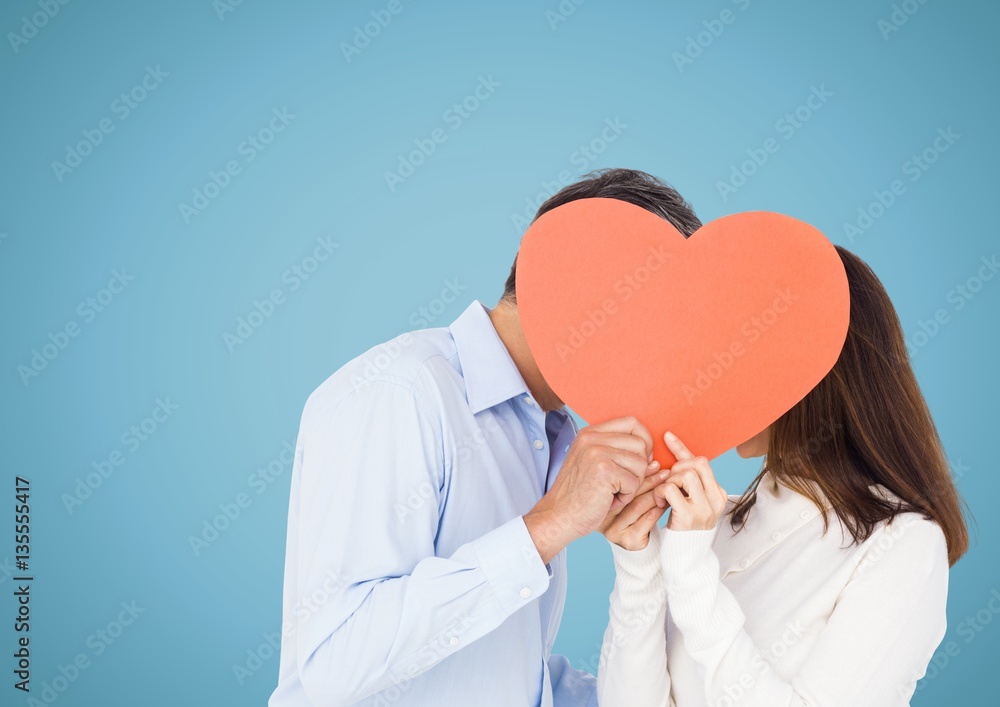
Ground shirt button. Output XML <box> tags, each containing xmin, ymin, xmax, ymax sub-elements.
<box><xmin>740</xmin><ymin>558</ymin><xmax>750</xmax><ymax>568</ymax></box>
<box><xmin>524</xmin><ymin>395</ymin><xmax>536</xmax><ymax>406</ymax></box>
<box><xmin>449</xmin><ymin>636</ymin><xmax>459</xmax><ymax>646</ymax></box>
<box><xmin>800</xmin><ymin>510</ymin><xmax>811</xmax><ymax>519</ymax></box>
<box><xmin>771</xmin><ymin>532</ymin><xmax>782</xmax><ymax>542</ymax></box>
<box><xmin>532</xmin><ymin>439</ymin><xmax>544</xmax><ymax>450</ymax></box>
<box><xmin>519</xmin><ymin>587</ymin><xmax>532</xmax><ymax>599</ymax></box>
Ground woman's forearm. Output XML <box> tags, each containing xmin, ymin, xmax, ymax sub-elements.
<box><xmin>597</xmin><ymin>529</ymin><xmax>673</xmax><ymax>707</ymax></box>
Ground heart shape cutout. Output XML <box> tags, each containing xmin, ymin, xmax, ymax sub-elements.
<box><xmin>516</xmin><ymin>198</ymin><xmax>850</xmax><ymax>465</ymax></box>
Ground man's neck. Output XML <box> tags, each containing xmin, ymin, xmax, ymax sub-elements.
<box><xmin>488</xmin><ymin>300</ymin><xmax>564</xmax><ymax>413</ymax></box>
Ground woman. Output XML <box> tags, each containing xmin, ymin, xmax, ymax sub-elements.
<box><xmin>597</xmin><ymin>246</ymin><xmax>969</xmax><ymax>707</ymax></box>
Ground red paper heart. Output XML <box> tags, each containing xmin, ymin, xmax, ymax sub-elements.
<box><xmin>516</xmin><ymin>198</ymin><xmax>850</xmax><ymax>465</ymax></box>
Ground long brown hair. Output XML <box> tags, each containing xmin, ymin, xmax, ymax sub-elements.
<box><xmin>730</xmin><ymin>246</ymin><xmax>970</xmax><ymax>566</ymax></box>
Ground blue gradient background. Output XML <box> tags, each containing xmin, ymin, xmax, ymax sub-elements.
<box><xmin>1</xmin><ymin>0</ymin><xmax>997</xmax><ymax>705</ymax></box>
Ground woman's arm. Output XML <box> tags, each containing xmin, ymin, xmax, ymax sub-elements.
<box><xmin>656</xmin><ymin>431</ymin><xmax>949</xmax><ymax>707</ymax></box>
<box><xmin>597</xmin><ymin>527</ymin><xmax>673</xmax><ymax>707</ymax></box>
<box><xmin>660</xmin><ymin>516</ymin><xmax>949</xmax><ymax>706</ymax></box>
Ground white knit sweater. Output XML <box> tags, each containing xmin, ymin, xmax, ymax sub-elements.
<box><xmin>597</xmin><ymin>472</ymin><xmax>949</xmax><ymax>707</ymax></box>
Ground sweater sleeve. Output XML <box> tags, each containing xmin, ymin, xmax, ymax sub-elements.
<box><xmin>597</xmin><ymin>528</ymin><xmax>674</xmax><ymax>707</ymax></box>
<box><xmin>660</xmin><ymin>515</ymin><xmax>950</xmax><ymax>707</ymax></box>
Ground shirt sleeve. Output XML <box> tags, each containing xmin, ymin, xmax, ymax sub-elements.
<box><xmin>291</xmin><ymin>379</ymin><xmax>551</xmax><ymax>706</ymax></box>
<box><xmin>659</xmin><ymin>515</ymin><xmax>950</xmax><ymax>707</ymax></box>
<box><xmin>597</xmin><ymin>529</ymin><xmax>674</xmax><ymax>707</ymax></box>
<box><xmin>548</xmin><ymin>654</ymin><xmax>598</xmax><ymax>707</ymax></box>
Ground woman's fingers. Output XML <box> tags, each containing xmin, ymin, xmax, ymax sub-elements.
<box><xmin>672</xmin><ymin>469</ymin><xmax>709</xmax><ymax>509</ymax></box>
<box><xmin>661</xmin><ymin>481</ymin><xmax>687</xmax><ymax>514</ymax></box>
<box><xmin>661</xmin><ymin>455</ymin><xmax>728</xmax><ymax>531</ymax></box>
<box><xmin>685</xmin><ymin>456</ymin><xmax>727</xmax><ymax>513</ymax></box>
<box><xmin>604</xmin><ymin>489</ymin><xmax>667</xmax><ymax>550</ymax></box>
<box><xmin>616</xmin><ymin>489</ymin><xmax>661</xmax><ymax>527</ymax></box>
<box><xmin>713</xmin><ymin>481</ymin><xmax>728</xmax><ymax>514</ymax></box>
<box><xmin>636</xmin><ymin>505</ymin><xmax>665</xmax><ymax>536</ymax></box>
<box><xmin>663</xmin><ymin>433</ymin><xmax>728</xmax><ymax>516</ymax></box>
<box><xmin>664</xmin><ymin>430</ymin><xmax>695</xmax><ymax>461</ymax></box>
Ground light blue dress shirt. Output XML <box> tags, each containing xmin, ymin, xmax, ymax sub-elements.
<box><xmin>269</xmin><ymin>300</ymin><xmax>598</xmax><ymax>707</ymax></box>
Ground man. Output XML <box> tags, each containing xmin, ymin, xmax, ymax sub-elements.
<box><xmin>269</xmin><ymin>168</ymin><xmax>702</xmax><ymax>706</ymax></box>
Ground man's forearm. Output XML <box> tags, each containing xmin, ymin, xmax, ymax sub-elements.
<box><xmin>296</xmin><ymin>516</ymin><xmax>551</xmax><ymax>703</ymax></box>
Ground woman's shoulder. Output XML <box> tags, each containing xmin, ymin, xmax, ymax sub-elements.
<box><xmin>848</xmin><ymin>504</ymin><xmax>949</xmax><ymax>580</ymax></box>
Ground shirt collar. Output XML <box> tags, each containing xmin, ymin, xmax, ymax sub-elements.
<box><xmin>714</xmin><ymin>471</ymin><xmax>828</xmax><ymax>578</ymax></box>
<box><xmin>449</xmin><ymin>300</ymin><xmax>531</xmax><ymax>414</ymax></box>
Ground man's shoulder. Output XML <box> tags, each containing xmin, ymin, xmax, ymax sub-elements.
<box><xmin>304</xmin><ymin>326</ymin><xmax>460</xmax><ymax>417</ymax></box>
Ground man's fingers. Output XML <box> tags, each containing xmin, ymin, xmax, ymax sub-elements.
<box><xmin>590</xmin><ymin>432</ymin><xmax>649</xmax><ymax>459</ymax></box>
<box><xmin>608</xmin><ymin>448</ymin><xmax>653</xmax><ymax>482</ymax></box>
<box><xmin>592</xmin><ymin>417</ymin><xmax>654</xmax><ymax>460</ymax></box>
<box><xmin>664</xmin><ymin>430</ymin><xmax>695</xmax><ymax>462</ymax></box>
<box><xmin>609</xmin><ymin>466</ymin><xmax>643</xmax><ymax>506</ymax></box>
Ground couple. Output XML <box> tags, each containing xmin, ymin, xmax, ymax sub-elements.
<box><xmin>268</xmin><ymin>169</ymin><xmax>968</xmax><ymax>707</ymax></box>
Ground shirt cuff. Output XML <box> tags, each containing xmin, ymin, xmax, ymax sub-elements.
<box><xmin>660</xmin><ymin>525</ymin><xmax>744</xmax><ymax>652</ymax></box>
<box><xmin>660</xmin><ymin>526</ymin><xmax>718</xmax><ymax>580</ymax></box>
<box><xmin>470</xmin><ymin>515</ymin><xmax>552</xmax><ymax>616</ymax></box>
<box><xmin>609</xmin><ymin>526</ymin><xmax>664</xmax><ymax>588</ymax></box>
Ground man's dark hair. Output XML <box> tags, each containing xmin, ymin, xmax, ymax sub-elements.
<box><xmin>501</xmin><ymin>168</ymin><xmax>701</xmax><ymax>302</ymax></box>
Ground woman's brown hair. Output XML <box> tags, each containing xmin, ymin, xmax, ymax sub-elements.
<box><xmin>729</xmin><ymin>246</ymin><xmax>970</xmax><ymax>566</ymax></box>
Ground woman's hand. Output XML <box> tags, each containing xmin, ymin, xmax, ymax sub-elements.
<box><xmin>657</xmin><ymin>431</ymin><xmax>728</xmax><ymax>531</ymax></box>
<box><xmin>600</xmin><ymin>471</ymin><xmax>668</xmax><ymax>550</ymax></box>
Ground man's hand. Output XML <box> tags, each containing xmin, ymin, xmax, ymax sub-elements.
<box><xmin>523</xmin><ymin>416</ymin><xmax>659</xmax><ymax>564</ymax></box>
